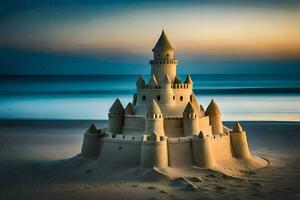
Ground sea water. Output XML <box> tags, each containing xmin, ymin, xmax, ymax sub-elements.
<box><xmin>0</xmin><ymin>74</ymin><xmax>299</xmax><ymax>121</ymax></box>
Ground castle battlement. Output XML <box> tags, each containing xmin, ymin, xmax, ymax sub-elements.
<box><xmin>81</xmin><ymin>30</ymin><xmax>261</xmax><ymax>170</ymax></box>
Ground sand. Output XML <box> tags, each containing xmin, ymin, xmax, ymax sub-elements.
<box><xmin>0</xmin><ymin>120</ymin><xmax>299</xmax><ymax>200</ymax></box>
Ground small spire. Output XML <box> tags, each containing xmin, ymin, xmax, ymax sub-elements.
<box><xmin>198</xmin><ymin>131</ymin><xmax>205</xmax><ymax>138</ymax></box>
<box><xmin>148</xmin><ymin>75</ymin><xmax>158</xmax><ymax>85</ymax></box>
<box><xmin>87</xmin><ymin>123</ymin><xmax>98</xmax><ymax>133</ymax></box>
<box><xmin>147</xmin><ymin>99</ymin><xmax>161</xmax><ymax>114</ymax></box>
<box><xmin>162</xmin><ymin>74</ymin><xmax>171</xmax><ymax>84</ymax></box>
<box><xmin>205</xmin><ymin>99</ymin><xmax>221</xmax><ymax>116</ymax></box>
<box><xmin>184</xmin><ymin>75</ymin><xmax>193</xmax><ymax>84</ymax></box>
<box><xmin>136</xmin><ymin>75</ymin><xmax>145</xmax><ymax>88</ymax></box>
<box><xmin>174</xmin><ymin>75</ymin><xmax>181</xmax><ymax>84</ymax></box>
<box><xmin>184</xmin><ymin>101</ymin><xmax>196</xmax><ymax>113</ymax></box>
<box><xmin>124</xmin><ymin>103</ymin><xmax>134</xmax><ymax>115</ymax></box>
<box><xmin>109</xmin><ymin>98</ymin><xmax>124</xmax><ymax>114</ymax></box>
<box><xmin>233</xmin><ymin>122</ymin><xmax>243</xmax><ymax>132</ymax></box>
<box><xmin>152</xmin><ymin>30</ymin><xmax>174</xmax><ymax>52</ymax></box>
<box><xmin>148</xmin><ymin>131</ymin><xmax>159</xmax><ymax>141</ymax></box>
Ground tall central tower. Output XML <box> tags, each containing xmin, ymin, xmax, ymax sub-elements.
<box><xmin>150</xmin><ymin>30</ymin><xmax>178</xmax><ymax>83</ymax></box>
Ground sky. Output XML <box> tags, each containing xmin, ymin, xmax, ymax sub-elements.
<box><xmin>0</xmin><ymin>0</ymin><xmax>300</xmax><ymax>74</ymax></box>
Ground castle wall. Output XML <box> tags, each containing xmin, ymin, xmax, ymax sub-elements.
<box><xmin>210</xmin><ymin>134</ymin><xmax>233</xmax><ymax>161</ymax></box>
<box><xmin>164</xmin><ymin>117</ymin><xmax>184</xmax><ymax>138</ymax></box>
<box><xmin>134</xmin><ymin>87</ymin><xmax>193</xmax><ymax>116</ymax></box>
<box><xmin>167</xmin><ymin>137</ymin><xmax>194</xmax><ymax>168</ymax></box>
<box><xmin>98</xmin><ymin>137</ymin><xmax>142</xmax><ymax>167</ymax></box>
<box><xmin>122</xmin><ymin>115</ymin><xmax>145</xmax><ymax>135</ymax></box>
<box><xmin>198</xmin><ymin>116</ymin><xmax>212</xmax><ymax>135</ymax></box>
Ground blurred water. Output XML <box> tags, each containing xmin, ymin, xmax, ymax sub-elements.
<box><xmin>0</xmin><ymin>74</ymin><xmax>299</xmax><ymax>121</ymax></box>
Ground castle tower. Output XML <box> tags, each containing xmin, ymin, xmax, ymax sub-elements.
<box><xmin>183</xmin><ymin>102</ymin><xmax>199</xmax><ymax>136</ymax></box>
<box><xmin>230</xmin><ymin>122</ymin><xmax>251</xmax><ymax>159</ymax></box>
<box><xmin>140</xmin><ymin>131</ymin><xmax>168</xmax><ymax>168</ymax></box>
<box><xmin>145</xmin><ymin>99</ymin><xmax>165</xmax><ymax>136</ymax></box>
<box><xmin>108</xmin><ymin>98</ymin><xmax>124</xmax><ymax>134</ymax></box>
<box><xmin>150</xmin><ymin>30</ymin><xmax>178</xmax><ymax>83</ymax></box>
<box><xmin>192</xmin><ymin>131</ymin><xmax>215</xmax><ymax>168</ymax></box>
<box><xmin>81</xmin><ymin>123</ymin><xmax>103</xmax><ymax>157</ymax></box>
<box><xmin>205</xmin><ymin>99</ymin><xmax>223</xmax><ymax>135</ymax></box>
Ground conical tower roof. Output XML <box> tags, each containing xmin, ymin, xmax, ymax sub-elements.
<box><xmin>184</xmin><ymin>75</ymin><xmax>193</xmax><ymax>84</ymax></box>
<box><xmin>87</xmin><ymin>123</ymin><xmax>98</xmax><ymax>133</ymax></box>
<box><xmin>200</xmin><ymin>104</ymin><xmax>205</xmax><ymax>112</ymax></box>
<box><xmin>205</xmin><ymin>99</ymin><xmax>221</xmax><ymax>116</ymax></box>
<box><xmin>147</xmin><ymin>99</ymin><xmax>161</xmax><ymax>114</ymax></box>
<box><xmin>148</xmin><ymin>75</ymin><xmax>158</xmax><ymax>85</ymax></box>
<box><xmin>184</xmin><ymin>101</ymin><xmax>196</xmax><ymax>113</ymax></box>
<box><xmin>233</xmin><ymin>122</ymin><xmax>243</xmax><ymax>132</ymax></box>
<box><xmin>191</xmin><ymin>93</ymin><xmax>201</xmax><ymax>113</ymax></box>
<box><xmin>162</xmin><ymin>74</ymin><xmax>171</xmax><ymax>84</ymax></box>
<box><xmin>174</xmin><ymin>75</ymin><xmax>181</xmax><ymax>84</ymax></box>
<box><xmin>124</xmin><ymin>103</ymin><xmax>134</xmax><ymax>115</ymax></box>
<box><xmin>136</xmin><ymin>75</ymin><xmax>145</xmax><ymax>87</ymax></box>
<box><xmin>109</xmin><ymin>98</ymin><xmax>124</xmax><ymax>114</ymax></box>
<box><xmin>152</xmin><ymin>30</ymin><xmax>174</xmax><ymax>52</ymax></box>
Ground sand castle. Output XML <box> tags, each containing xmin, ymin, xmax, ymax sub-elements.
<box><xmin>81</xmin><ymin>31</ymin><xmax>266</xmax><ymax>170</ymax></box>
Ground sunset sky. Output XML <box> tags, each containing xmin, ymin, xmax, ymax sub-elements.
<box><xmin>0</xmin><ymin>0</ymin><xmax>299</xmax><ymax>74</ymax></box>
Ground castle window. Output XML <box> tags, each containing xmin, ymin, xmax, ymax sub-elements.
<box><xmin>167</xmin><ymin>54</ymin><xmax>169</xmax><ymax>57</ymax></box>
<box><xmin>157</xmin><ymin>95</ymin><xmax>160</xmax><ymax>101</ymax></box>
<box><xmin>173</xmin><ymin>96</ymin><xmax>175</xmax><ymax>100</ymax></box>
<box><xmin>118</xmin><ymin>146</ymin><xmax>122</xmax><ymax>150</ymax></box>
<box><xmin>180</xmin><ymin>96</ymin><xmax>183</xmax><ymax>101</ymax></box>
<box><xmin>190</xmin><ymin>95</ymin><xmax>193</xmax><ymax>102</ymax></box>
<box><xmin>142</xmin><ymin>95</ymin><xmax>146</xmax><ymax>101</ymax></box>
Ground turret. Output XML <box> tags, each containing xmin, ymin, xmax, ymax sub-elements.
<box><xmin>108</xmin><ymin>98</ymin><xmax>124</xmax><ymax>134</ymax></box>
<box><xmin>81</xmin><ymin>123</ymin><xmax>104</xmax><ymax>158</ymax></box>
<box><xmin>230</xmin><ymin>122</ymin><xmax>251</xmax><ymax>159</ymax></box>
<box><xmin>150</xmin><ymin>30</ymin><xmax>178</xmax><ymax>82</ymax></box>
<box><xmin>192</xmin><ymin>131</ymin><xmax>215</xmax><ymax>167</ymax></box>
<box><xmin>140</xmin><ymin>131</ymin><xmax>168</xmax><ymax>168</ymax></box>
<box><xmin>183</xmin><ymin>102</ymin><xmax>199</xmax><ymax>136</ymax></box>
<box><xmin>160</xmin><ymin>74</ymin><xmax>174</xmax><ymax>104</ymax></box>
<box><xmin>136</xmin><ymin>75</ymin><xmax>145</xmax><ymax>89</ymax></box>
<box><xmin>145</xmin><ymin>99</ymin><xmax>165</xmax><ymax>136</ymax></box>
<box><xmin>205</xmin><ymin>99</ymin><xmax>223</xmax><ymax>135</ymax></box>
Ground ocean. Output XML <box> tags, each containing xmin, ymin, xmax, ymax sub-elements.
<box><xmin>0</xmin><ymin>74</ymin><xmax>299</xmax><ymax>121</ymax></box>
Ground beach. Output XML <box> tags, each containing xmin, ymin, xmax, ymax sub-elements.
<box><xmin>0</xmin><ymin>120</ymin><xmax>299</xmax><ymax>200</ymax></box>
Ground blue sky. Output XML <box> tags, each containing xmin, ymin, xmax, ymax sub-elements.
<box><xmin>0</xmin><ymin>0</ymin><xmax>299</xmax><ymax>74</ymax></box>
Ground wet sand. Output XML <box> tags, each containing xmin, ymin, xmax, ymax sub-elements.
<box><xmin>0</xmin><ymin>120</ymin><xmax>299</xmax><ymax>200</ymax></box>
